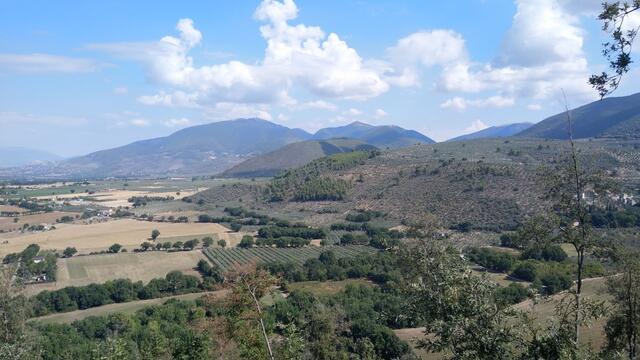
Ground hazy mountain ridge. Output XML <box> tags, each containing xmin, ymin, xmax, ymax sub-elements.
<box><xmin>0</xmin><ymin>147</ymin><xmax>62</xmax><ymax>168</ymax></box>
<box><xmin>313</xmin><ymin>121</ymin><xmax>435</xmax><ymax>148</ymax></box>
<box><xmin>447</xmin><ymin>123</ymin><xmax>533</xmax><ymax>142</ymax></box>
<box><xmin>0</xmin><ymin>119</ymin><xmax>430</xmax><ymax>180</ymax></box>
<box><xmin>516</xmin><ymin>92</ymin><xmax>640</xmax><ymax>139</ymax></box>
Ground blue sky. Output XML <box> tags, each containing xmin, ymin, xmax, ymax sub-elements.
<box><xmin>1</xmin><ymin>0</ymin><xmax>639</xmax><ymax>157</ymax></box>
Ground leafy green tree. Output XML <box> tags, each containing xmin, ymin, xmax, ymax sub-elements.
<box><xmin>239</xmin><ymin>235</ymin><xmax>254</xmax><ymax>248</ymax></box>
<box><xmin>172</xmin><ymin>241</ymin><xmax>184</xmax><ymax>250</ymax></box>
<box><xmin>183</xmin><ymin>239</ymin><xmax>199</xmax><ymax>250</ymax></box>
<box><xmin>399</xmin><ymin>242</ymin><xmax>518</xmax><ymax>359</ymax></box>
<box><xmin>62</xmin><ymin>247</ymin><xmax>77</xmax><ymax>258</ymax></box>
<box><xmin>151</xmin><ymin>229</ymin><xmax>160</xmax><ymax>240</ymax></box>
<box><xmin>161</xmin><ymin>241</ymin><xmax>172</xmax><ymax>250</ymax></box>
<box><xmin>604</xmin><ymin>249</ymin><xmax>640</xmax><ymax>359</ymax></box>
<box><xmin>108</xmin><ymin>244</ymin><xmax>122</xmax><ymax>253</ymax></box>
<box><xmin>217</xmin><ymin>239</ymin><xmax>226</xmax><ymax>248</ymax></box>
<box><xmin>226</xmin><ymin>264</ymin><xmax>277</xmax><ymax>360</ymax></box>
<box><xmin>0</xmin><ymin>268</ymin><xmax>37</xmax><ymax>359</ymax></box>
<box><xmin>590</xmin><ymin>1</ymin><xmax>640</xmax><ymax>97</ymax></box>
<box><xmin>202</xmin><ymin>237</ymin><xmax>214</xmax><ymax>247</ymax></box>
<box><xmin>140</xmin><ymin>242</ymin><xmax>153</xmax><ymax>251</ymax></box>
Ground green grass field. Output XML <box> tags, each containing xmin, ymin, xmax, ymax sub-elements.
<box><xmin>287</xmin><ymin>279</ymin><xmax>374</xmax><ymax>297</ymax></box>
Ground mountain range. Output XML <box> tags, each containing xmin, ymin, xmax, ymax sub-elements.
<box><xmin>2</xmin><ymin>92</ymin><xmax>640</xmax><ymax>180</ymax></box>
<box><xmin>0</xmin><ymin>119</ymin><xmax>432</xmax><ymax>179</ymax></box>
<box><xmin>447</xmin><ymin>123</ymin><xmax>533</xmax><ymax>142</ymax></box>
<box><xmin>0</xmin><ymin>147</ymin><xmax>62</xmax><ymax>168</ymax></box>
<box><xmin>516</xmin><ymin>92</ymin><xmax>640</xmax><ymax>139</ymax></box>
<box><xmin>312</xmin><ymin>121</ymin><xmax>434</xmax><ymax>148</ymax></box>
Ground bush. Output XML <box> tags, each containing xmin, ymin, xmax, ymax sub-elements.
<box><xmin>108</xmin><ymin>244</ymin><xmax>122</xmax><ymax>253</ymax></box>
<box><xmin>202</xmin><ymin>237</ymin><xmax>214</xmax><ymax>247</ymax></box>
<box><xmin>511</xmin><ymin>261</ymin><xmax>537</xmax><ymax>282</ymax></box>
<box><xmin>494</xmin><ymin>283</ymin><xmax>529</xmax><ymax>306</ymax></box>
<box><xmin>340</xmin><ymin>233</ymin><xmax>370</xmax><ymax>245</ymax></box>
<box><xmin>538</xmin><ymin>272</ymin><xmax>572</xmax><ymax>295</ymax></box>
<box><xmin>467</xmin><ymin>247</ymin><xmax>517</xmax><ymax>272</ymax></box>
<box><xmin>62</xmin><ymin>247</ymin><xmax>77</xmax><ymax>258</ymax></box>
<box><xmin>521</xmin><ymin>244</ymin><xmax>567</xmax><ymax>262</ymax></box>
<box><xmin>239</xmin><ymin>235</ymin><xmax>254</xmax><ymax>248</ymax></box>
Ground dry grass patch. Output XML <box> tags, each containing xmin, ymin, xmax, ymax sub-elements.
<box><xmin>287</xmin><ymin>279</ymin><xmax>373</xmax><ymax>297</ymax></box>
<box><xmin>35</xmin><ymin>188</ymin><xmax>206</xmax><ymax>208</ymax></box>
<box><xmin>0</xmin><ymin>211</ymin><xmax>77</xmax><ymax>232</ymax></box>
<box><xmin>0</xmin><ymin>205</ymin><xmax>26</xmax><ymax>213</ymax></box>
<box><xmin>515</xmin><ymin>276</ymin><xmax>611</xmax><ymax>349</ymax></box>
<box><xmin>25</xmin><ymin>250</ymin><xmax>208</xmax><ymax>295</ymax></box>
<box><xmin>0</xmin><ymin>218</ymin><xmax>232</xmax><ymax>257</ymax></box>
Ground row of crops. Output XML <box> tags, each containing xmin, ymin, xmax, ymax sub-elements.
<box><xmin>202</xmin><ymin>245</ymin><xmax>378</xmax><ymax>271</ymax></box>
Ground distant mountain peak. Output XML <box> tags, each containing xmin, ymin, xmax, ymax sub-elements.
<box><xmin>313</xmin><ymin>122</ymin><xmax>433</xmax><ymax>148</ymax></box>
<box><xmin>1</xmin><ymin>117</ymin><xmax>434</xmax><ymax>179</ymax></box>
<box><xmin>447</xmin><ymin>122</ymin><xmax>533</xmax><ymax>142</ymax></box>
<box><xmin>516</xmin><ymin>92</ymin><xmax>640</xmax><ymax>139</ymax></box>
<box><xmin>348</xmin><ymin>121</ymin><xmax>374</xmax><ymax>127</ymax></box>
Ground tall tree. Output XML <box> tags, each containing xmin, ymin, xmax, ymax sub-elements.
<box><xmin>590</xmin><ymin>1</ymin><xmax>640</xmax><ymax>98</ymax></box>
<box><xmin>605</xmin><ymin>249</ymin><xmax>640</xmax><ymax>360</ymax></box>
<box><xmin>399</xmin><ymin>242</ymin><xmax>518</xmax><ymax>359</ymax></box>
<box><xmin>225</xmin><ymin>263</ymin><xmax>277</xmax><ymax>360</ymax></box>
<box><xmin>541</xmin><ymin>95</ymin><xmax>612</xmax><ymax>349</ymax></box>
<box><xmin>0</xmin><ymin>267</ymin><xmax>38</xmax><ymax>359</ymax></box>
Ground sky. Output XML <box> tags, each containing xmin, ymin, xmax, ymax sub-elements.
<box><xmin>1</xmin><ymin>0</ymin><xmax>639</xmax><ymax>157</ymax></box>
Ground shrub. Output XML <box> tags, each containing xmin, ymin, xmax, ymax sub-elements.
<box><xmin>521</xmin><ymin>244</ymin><xmax>567</xmax><ymax>262</ymax></box>
<box><xmin>239</xmin><ymin>235</ymin><xmax>254</xmax><ymax>248</ymax></box>
<box><xmin>494</xmin><ymin>283</ymin><xmax>529</xmax><ymax>306</ymax></box>
<box><xmin>538</xmin><ymin>272</ymin><xmax>572</xmax><ymax>295</ymax></box>
<box><xmin>511</xmin><ymin>261</ymin><xmax>537</xmax><ymax>282</ymax></box>
<box><xmin>467</xmin><ymin>247</ymin><xmax>517</xmax><ymax>272</ymax></box>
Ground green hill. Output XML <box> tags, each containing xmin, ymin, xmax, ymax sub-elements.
<box><xmin>517</xmin><ymin>92</ymin><xmax>640</xmax><ymax>139</ymax></box>
<box><xmin>223</xmin><ymin>138</ymin><xmax>377</xmax><ymax>178</ymax></box>
<box><xmin>192</xmin><ymin>137</ymin><xmax>640</xmax><ymax>231</ymax></box>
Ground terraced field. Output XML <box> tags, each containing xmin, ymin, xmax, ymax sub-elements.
<box><xmin>203</xmin><ymin>245</ymin><xmax>377</xmax><ymax>270</ymax></box>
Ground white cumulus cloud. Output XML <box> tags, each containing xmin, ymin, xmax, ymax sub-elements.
<box><xmin>374</xmin><ymin>108</ymin><xmax>388</xmax><ymax>118</ymax></box>
<box><xmin>464</xmin><ymin>119</ymin><xmax>489</xmax><ymax>133</ymax></box>
<box><xmin>90</xmin><ymin>0</ymin><xmax>393</xmax><ymax>117</ymax></box>
<box><xmin>441</xmin><ymin>95</ymin><xmax>515</xmax><ymax>111</ymax></box>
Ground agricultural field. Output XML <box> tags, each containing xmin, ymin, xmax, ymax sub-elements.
<box><xmin>203</xmin><ymin>245</ymin><xmax>378</xmax><ymax>271</ymax></box>
<box><xmin>0</xmin><ymin>211</ymin><xmax>78</xmax><ymax>232</ymax></box>
<box><xmin>0</xmin><ymin>218</ymin><xmax>235</xmax><ymax>257</ymax></box>
<box><xmin>0</xmin><ymin>204</ymin><xmax>25</xmax><ymax>213</ymax></box>
<box><xmin>25</xmin><ymin>250</ymin><xmax>208</xmax><ymax>295</ymax></box>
